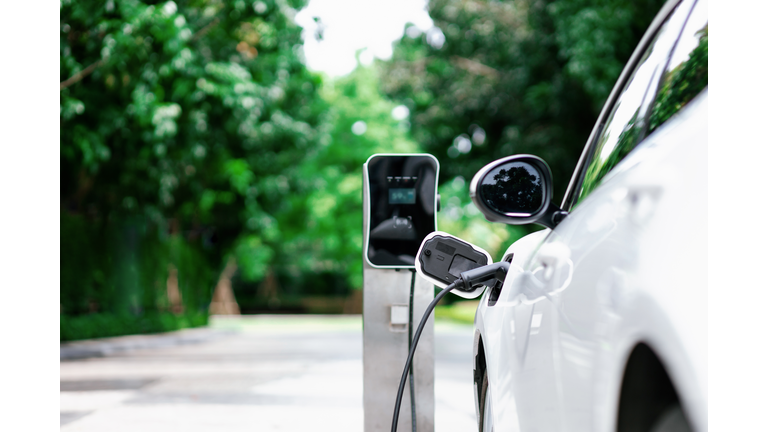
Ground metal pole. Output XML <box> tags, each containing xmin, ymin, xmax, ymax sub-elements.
<box><xmin>362</xmin><ymin>166</ymin><xmax>435</xmax><ymax>432</ymax></box>
<box><xmin>362</xmin><ymin>263</ymin><xmax>435</xmax><ymax>432</ymax></box>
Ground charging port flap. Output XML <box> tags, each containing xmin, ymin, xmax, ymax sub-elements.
<box><xmin>414</xmin><ymin>231</ymin><xmax>493</xmax><ymax>299</ymax></box>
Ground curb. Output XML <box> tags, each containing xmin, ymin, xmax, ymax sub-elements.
<box><xmin>60</xmin><ymin>327</ymin><xmax>236</xmax><ymax>361</ymax></box>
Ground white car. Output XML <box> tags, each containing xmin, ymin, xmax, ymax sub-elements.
<box><xmin>468</xmin><ymin>0</ymin><xmax>708</xmax><ymax>431</ymax></box>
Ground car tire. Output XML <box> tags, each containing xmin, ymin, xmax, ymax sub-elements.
<box><xmin>478</xmin><ymin>370</ymin><xmax>493</xmax><ymax>432</ymax></box>
<box><xmin>649</xmin><ymin>404</ymin><xmax>692</xmax><ymax>432</ymax></box>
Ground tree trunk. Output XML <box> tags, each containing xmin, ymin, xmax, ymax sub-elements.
<box><xmin>208</xmin><ymin>257</ymin><xmax>240</xmax><ymax>315</ymax></box>
<box><xmin>166</xmin><ymin>264</ymin><xmax>184</xmax><ymax>315</ymax></box>
<box><xmin>257</xmin><ymin>266</ymin><xmax>280</xmax><ymax>309</ymax></box>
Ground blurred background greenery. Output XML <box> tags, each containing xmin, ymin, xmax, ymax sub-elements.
<box><xmin>60</xmin><ymin>0</ymin><xmax>662</xmax><ymax>340</ymax></box>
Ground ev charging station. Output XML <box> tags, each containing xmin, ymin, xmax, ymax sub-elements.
<box><xmin>362</xmin><ymin>154</ymin><xmax>439</xmax><ymax>432</ymax></box>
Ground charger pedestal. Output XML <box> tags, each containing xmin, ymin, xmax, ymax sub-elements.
<box><xmin>362</xmin><ymin>264</ymin><xmax>435</xmax><ymax>432</ymax></box>
<box><xmin>361</xmin><ymin>153</ymin><xmax>438</xmax><ymax>432</ymax></box>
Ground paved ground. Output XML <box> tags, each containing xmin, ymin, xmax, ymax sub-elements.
<box><xmin>60</xmin><ymin>315</ymin><xmax>477</xmax><ymax>431</ymax></box>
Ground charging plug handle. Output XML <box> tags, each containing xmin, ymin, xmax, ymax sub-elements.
<box><xmin>456</xmin><ymin>261</ymin><xmax>510</xmax><ymax>292</ymax></box>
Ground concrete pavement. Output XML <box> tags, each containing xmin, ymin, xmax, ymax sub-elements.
<box><xmin>60</xmin><ymin>327</ymin><xmax>237</xmax><ymax>360</ymax></box>
<box><xmin>60</xmin><ymin>315</ymin><xmax>477</xmax><ymax>431</ymax></box>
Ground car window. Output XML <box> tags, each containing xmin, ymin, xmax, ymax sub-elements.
<box><xmin>648</xmin><ymin>0</ymin><xmax>708</xmax><ymax>133</ymax></box>
<box><xmin>575</xmin><ymin>0</ymin><xmax>699</xmax><ymax>204</ymax></box>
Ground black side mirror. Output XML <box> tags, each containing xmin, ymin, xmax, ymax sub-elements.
<box><xmin>469</xmin><ymin>155</ymin><xmax>567</xmax><ymax>229</ymax></box>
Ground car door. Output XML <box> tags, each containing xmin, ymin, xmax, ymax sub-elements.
<box><xmin>509</xmin><ymin>0</ymin><xmax>707</xmax><ymax>430</ymax></box>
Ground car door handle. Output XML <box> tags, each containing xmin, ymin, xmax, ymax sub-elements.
<box><xmin>616</xmin><ymin>170</ymin><xmax>666</xmax><ymax>225</ymax></box>
<box><xmin>537</xmin><ymin>242</ymin><xmax>571</xmax><ymax>283</ymax></box>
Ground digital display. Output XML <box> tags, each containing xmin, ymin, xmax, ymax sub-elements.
<box><xmin>389</xmin><ymin>188</ymin><xmax>416</xmax><ymax>204</ymax></box>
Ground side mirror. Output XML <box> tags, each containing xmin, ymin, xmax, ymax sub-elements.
<box><xmin>469</xmin><ymin>155</ymin><xmax>567</xmax><ymax>229</ymax></box>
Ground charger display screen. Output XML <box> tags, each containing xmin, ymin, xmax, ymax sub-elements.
<box><xmin>389</xmin><ymin>188</ymin><xmax>416</xmax><ymax>204</ymax></box>
<box><xmin>366</xmin><ymin>155</ymin><xmax>438</xmax><ymax>267</ymax></box>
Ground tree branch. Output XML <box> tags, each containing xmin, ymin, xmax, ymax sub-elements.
<box><xmin>60</xmin><ymin>17</ymin><xmax>219</xmax><ymax>91</ymax></box>
<box><xmin>191</xmin><ymin>17</ymin><xmax>220</xmax><ymax>42</ymax></box>
<box><xmin>60</xmin><ymin>59</ymin><xmax>104</xmax><ymax>90</ymax></box>
<box><xmin>450</xmin><ymin>56</ymin><xmax>500</xmax><ymax>78</ymax></box>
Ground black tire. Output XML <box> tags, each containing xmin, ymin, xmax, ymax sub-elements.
<box><xmin>649</xmin><ymin>404</ymin><xmax>692</xmax><ymax>432</ymax></box>
<box><xmin>478</xmin><ymin>370</ymin><xmax>493</xmax><ymax>432</ymax></box>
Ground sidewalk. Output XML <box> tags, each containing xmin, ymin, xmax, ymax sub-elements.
<box><xmin>60</xmin><ymin>314</ymin><xmax>473</xmax><ymax>358</ymax></box>
<box><xmin>60</xmin><ymin>325</ymin><xmax>237</xmax><ymax>360</ymax></box>
<box><xmin>60</xmin><ymin>314</ymin><xmax>477</xmax><ymax>431</ymax></box>
<box><xmin>60</xmin><ymin>314</ymin><xmax>365</xmax><ymax>360</ymax></box>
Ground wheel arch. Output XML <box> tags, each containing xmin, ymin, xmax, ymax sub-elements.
<box><xmin>473</xmin><ymin>334</ymin><xmax>487</xmax><ymax>424</ymax></box>
<box><xmin>616</xmin><ymin>342</ymin><xmax>693</xmax><ymax>432</ymax></box>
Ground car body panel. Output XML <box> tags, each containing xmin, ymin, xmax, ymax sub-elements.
<box><xmin>472</xmin><ymin>0</ymin><xmax>707</xmax><ymax>427</ymax></box>
<box><xmin>475</xmin><ymin>230</ymin><xmax>551</xmax><ymax>432</ymax></box>
<box><xmin>474</xmin><ymin>90</ymin><xmax>707</xmax><ymax>431</ymax></box>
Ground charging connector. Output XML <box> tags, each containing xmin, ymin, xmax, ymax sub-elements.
<box><xmin>414</xmin><ymin>231</ymin><xmax>494</xmax><ymax>299</ymax></box>
<box><xmin>455</xmin><ymin>262</ymin><xmax>510</xmax><ymax>293</ymax></box>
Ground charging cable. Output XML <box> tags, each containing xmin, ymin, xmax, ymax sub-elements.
<box><xmin>408</xmin><ymin>270</ymin><xmax>417</xmax><ymax>432</ymax></box>
<box><xmin>391</xmin><ymin>262</ymin><xmax>511</xmax><ymax>432</ymax></box>
<box><xmin>391</xmin><ymin>281</ymin><xmax>456</xmax><ymax>432</ymax></box>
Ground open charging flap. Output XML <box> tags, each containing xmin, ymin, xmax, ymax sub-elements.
<box><xmin>414</xmin><ymin>231</ymin><xmax>493</xmax><ymax>299</ymax></box>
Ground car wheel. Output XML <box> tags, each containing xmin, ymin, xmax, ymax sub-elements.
<box><xmin>478</xmin><ymin>370</ymin><xmax>493</xmax><ymax>432</ymax></box>
<box><xmin>649</xmin><ymin>404</ymin><xmax>692</xmax><ymax>432</ymax></box>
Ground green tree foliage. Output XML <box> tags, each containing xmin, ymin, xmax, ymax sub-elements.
<box><xmin>381</xmin><ymin>0</ymin><xmax>664</xmax><ymax>208</ymax></box>
<box><xmin>60</xmin><ymin>0</ymin><xmax>328</xmax><ymax>317</ymax></box>
<box><xmin>548</xmin><ymin>0</ymin><xmax>664</xmax><ymax>111</ymax></box>
<box><xmin>212</xmin><ymin>64</ymin><xmax>425</xmax><ymax>310</ymax></box>
<box><xmin>60</xmin><ymin>311</ymin><xmax>208</xmax><ymax>342</ymax></box>
<box><xmin>279</xmin><ymin>64</ymin><xmax>420</xmax><ymax>291</ymax></box>
<box><xmin>60</xmin><ymin>0</ymin><xmax>671</xmax><ymax>329</ymax></box>
<box><xmin>60</xmin><ymin>211</ymin><xmax>214</xmax><ymax>315</ymax></box>
<box><xmin>60</xmin><ymin>0</ymin><xmax>427</xmax><ymax>322</ymax></box>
